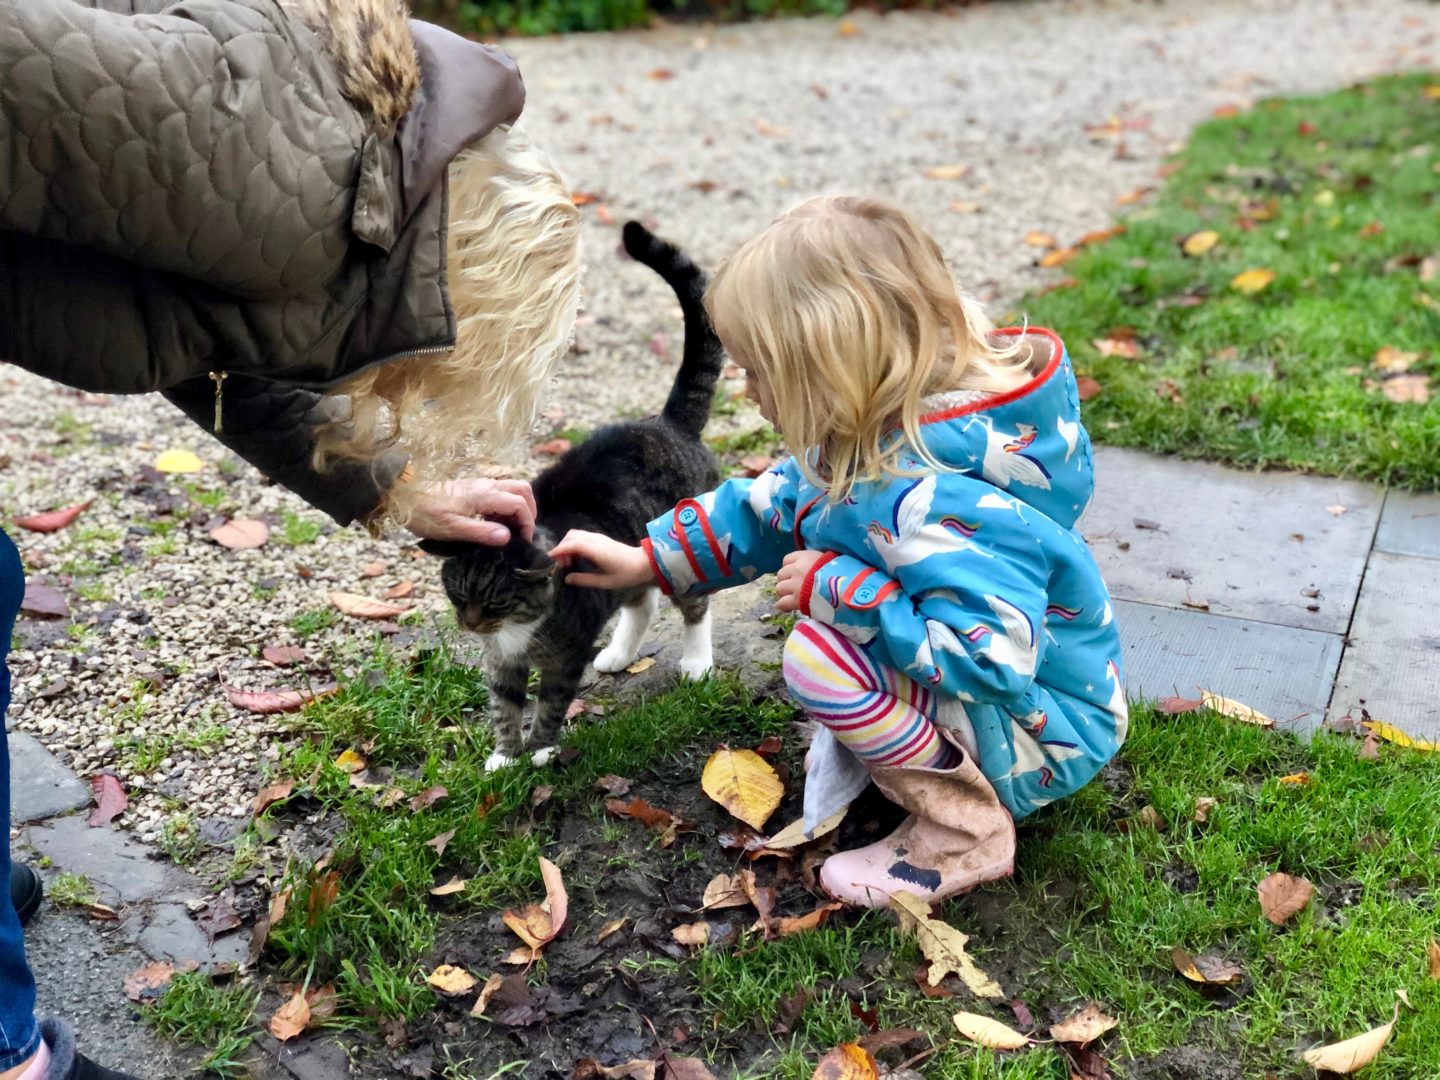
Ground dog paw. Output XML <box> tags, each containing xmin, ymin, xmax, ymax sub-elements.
<box><xmin>678</xmin><ymin>655</ymin><xmax>714</xmax><ymax>681</ymax></box>
<box><xmin>530</xmin><ymin>745</ymin><xmax>557</xmax><ymax>768</ymax></box>
<box><xmin>484</xmin><ymin>750</ymin><xmax>518</xmax><ymax>773</ymax></box>
<box><xmin>592</xmin><ymin>645</ymin><xmax>637</xmax><ymax>674</ymax></box>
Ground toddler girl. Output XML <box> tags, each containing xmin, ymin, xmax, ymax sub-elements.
<box><xmin>552</xmin><ymin>197</ymin><xmax>1127</xmax><ymax>907</ymax></box>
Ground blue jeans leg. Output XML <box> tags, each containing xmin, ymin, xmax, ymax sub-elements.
<box><xmin>0</xmin><ymin>528</ymin><xmax>41</xmax><ymax>1067</ymax></box>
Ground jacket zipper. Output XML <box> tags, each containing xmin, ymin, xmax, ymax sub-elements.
<box><xmin>209</xmin><ymin>371</ymin><xmax>229</xmax><ymax>433</ymax></box>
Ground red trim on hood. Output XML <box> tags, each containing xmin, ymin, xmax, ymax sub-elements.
<box><xmin>919</xmin><ymin>327</ymin><xmax>1065</xmax><ymax>425</ymax></box>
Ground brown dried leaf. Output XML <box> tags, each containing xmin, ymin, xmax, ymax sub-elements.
<box><xmin>424</xmin><ymin>828</ymin><xmax>456</xmax><ymax>857</ymax></box>
<box><xmin>625</xmin><ymin>655</ymin><xmax>657</xmax><ymax>674</ymax></box>
<box><xmin>1428</xmin><ymin>939</ymin><xmax>1440</xmax><ymax>980</ymax></box>
<box><xmin>595</xmin><ymin>918</ymin><xmax>627</xmax><ymax>944</ymax></box>
<box><xmin>1050</xmin><ymin>1003</ymin><xmax>1118</xmax><ymax>1046</ymax></box>
<box><xmin>1373</xmin><ymin>346</ymin><xmax>1422</xmax><ymax>374</ymax></box>
<box><xmin>775</xmin><ymin>903</ymin><xmax>844</xmax><ymax>936</ymax></box>
<box><xmin>765</xmin><ymin>807</ymin><xmax>846</xmax><ymax>849</ymax></box>
<box><xmin>1193</xmin><ymin>797</ymin><xmax>1219</xmax><ymax>823</ymax></box>
<box><xmin>672</xmin><ymin>921</ymin><xmax>711</xmax><ymax>946</ymax></box>
<box><xmin>14</xmin><ymin>501</ymin><xmax>93</xmax><ymax>533</ymax></box>
<box><xmin>596</xmin><ymin>774</ymin><xmax>633</xmax><ymax>796</ymax></box>
<box><xmin>1170</xmin><ymin>947</ymin><xmax>1245</xmax><ymax>987</ymax></box>
<box><xmin>269</xmin><ymin>990</ymin><xmax>312</xmax><ymax>1041</ymax></box>
<box><xmin>429</xmin><ymin>876</ymin><xmax>466</xmax><ymax>897</ymax></box>
<box><xmin>1380</xmin><ymin>374</ymin><xmax>1431</xmax><ymax>404</ymax></box>
<box><xmin>1094</xmin><ymin>335</ymin><xmax>1141</xmax><ymax>359</ymax></box>
<box><xmin>383</xmin><ymin>580</ymin><xmax>415</xmax><ymax>600</ymax></box>
<box><xmin>810</xmin><ymin>1043</ymin><xmax>880</xmax><ymax>1080</ymax></box>
<box><xmin>1199</xmin><ymin>690</ymin><xmax>1275</xmax><ymax>727</ymax></box>
<box><xmin>123</xmin><ymin>960</ymin><xmax>176</xmax><ymax>1003</ymax></box>
<box><xmin>923</xmin><ymin>164</ymin><xmax>970</xmax><ymax>180</ymax></box>
<box><xmin>1158</xmin><ymin>696</ymin><xmax>1204</xmax><ymax>714</ymax></box>
<box><xmin>252</xmin><ymin>780</ymin><xmax>295</xmax><ymax>816</ymax></box>
<box><xmin>20</xmin><ymin>583</ymin><xmax>70</xmax><ymax>619</ymax></box>
<box><xmin>208</xmin><ymin>519</ymin><xmax>270</xmax><ymax>550</ymax></box>
<box><xmin>359</xmin><ymin>560</ymin><xmax>386</xmax><ymax>578</ymax></box>
<box><xmin>1040</xmin><ymin>246</ymin><xmax>1081</xmax><ymax>268</ymax></box>
<box><xmin>1076</xmin><ymin>376</ymin><xmax>1102</xmax><ymax>401</ymax></box>
<box><xmin>87</xmin><ymin>774</ymin><xmax>127</xmax><ymax>827</ymax></box>
<box><xmin>1025</xmin><ymin>231</ymin><xmax>1058</xmax><ymax>249</ymax></box>
<box><xmin>409</xmin><ymin>785</ymin><xmax>448</xmax><ymax>812</ymax></box>
<box><xmin>1301</xmin><ymin>1003</ymin><xmax>1398</xmax><ymax>1073</ymax></box>
<box><xmin>262</xmin><ymin>645</ymin><xmax>307</xmax><ymax>667</ymax></box>
<box><xmin>470</xmin><ymin>973</ymin><xmax>507</xmax><ymax>1017</ymax></box>
<box><xmin>1258</xmin><ymin>872</ymin><xmax>1313</xmax><ymax>925</ymax></box>
<box><xmin>702</xmin><ymin>873</ymin><xmax>751</xmax><ymax>910</ymax></box>
<box><xmin>328</xmin><ymin>591</ymin><xmax>407</xmax><ymax>619</ymax></box>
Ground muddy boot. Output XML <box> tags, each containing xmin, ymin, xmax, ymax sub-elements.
<box><xmin>819</xmin><ymin>738</ymin><xmax>1015</xmax><ymax>908</ymax></box>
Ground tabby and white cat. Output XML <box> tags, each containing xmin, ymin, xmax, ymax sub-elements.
<box><xmin>423</xmin><ymin>222</ymin><xmax>723</xmax><ymax>770</ymax></box>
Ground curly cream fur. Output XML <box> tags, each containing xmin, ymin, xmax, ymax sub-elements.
<box><xmin>279</xmin><ymin>0</ymin><xmax>420</xmax><ymax>132</ymax></box>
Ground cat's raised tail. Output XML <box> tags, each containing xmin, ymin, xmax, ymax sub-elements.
<box><xmin>623</xmin><ymin>221</ymin><xmax>725</xmax><ymax>440</ymax></box>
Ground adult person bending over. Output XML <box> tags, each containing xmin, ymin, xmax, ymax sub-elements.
<box><xmin>0</xmin><ymin>1</ymin><xmax>583</xmax><ymax>1077</ymax></box>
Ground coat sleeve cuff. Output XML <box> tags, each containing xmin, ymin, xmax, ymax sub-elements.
<box><xmin>797</xmin><ymin>551</ymin><xmax>839</xmax><ymax>617</ymax></box>
<box><xmin>640</xmin><ymin>538</ymin><xmax>672</xmax><ymax>596</ymax></box>
<box><xmin>803</xmin><ymin>554</ymin><xmax>903</xmax><ymax>626</ymax></box>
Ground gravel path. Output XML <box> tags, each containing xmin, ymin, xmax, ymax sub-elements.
<box><xmin>4</xmin><ymin>0</ymin><xmax>1438</xmax><ymax>867</ymax></box>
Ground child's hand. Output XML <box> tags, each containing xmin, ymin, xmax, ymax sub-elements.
<box><xmin>550</xmin><ymin>530</ymin><xmax>656</xmax><ymax>590</ymax></box>
<box><xmin>776</xmin><ymin>549</ymin><xmax>831</xmax><ymax>613</ymax></box>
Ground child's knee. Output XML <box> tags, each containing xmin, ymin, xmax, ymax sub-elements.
<box><xmin>782</xmin><ymin>618</ymin><xmax>859</xmax><ymax>694</ymax></box>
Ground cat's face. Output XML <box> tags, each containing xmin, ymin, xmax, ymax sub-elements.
<box><xmin>421</xmin><ymin>539</ymin><xmax>557</xmax><ymax>635</ymax></box>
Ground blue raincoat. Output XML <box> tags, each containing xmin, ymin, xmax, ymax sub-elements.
<box><xmin>642</xmin><ymin>328</ymin><xmax>1126</xmax><ymax>822</ymax></box>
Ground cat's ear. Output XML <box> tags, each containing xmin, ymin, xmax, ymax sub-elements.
<box><xmin>514</xmin><ymin>562</ymin><xmax>559</xmax><ymax>582</ymax></box>
<box><xmin>417</xmin><ymin>539</ymin><xmax>471</xmax><ymax>559</ymax></box>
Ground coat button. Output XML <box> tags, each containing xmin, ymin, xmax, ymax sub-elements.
<box><xmin>854</xmin><ymin>586</ymin><xmax>875</xmax><ymax>604</ymax></box>
<box><xmin>678</xmin><ymin>506</ymin><xmax>698</xmax><ymax>526</ymax></box>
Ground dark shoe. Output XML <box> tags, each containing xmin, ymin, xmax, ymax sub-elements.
<box><xmin>10</xmin><ymin>861</ymin><xmax>42</xmax><ymax>926</ymax></box>
<box><xmin>39</xmin><ymin>1019</ymin><xmax>144</xmax><ymax>1080</ymax></box>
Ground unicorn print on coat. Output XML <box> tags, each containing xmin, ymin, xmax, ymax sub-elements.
<box><xmin>641</xmin><ymin>328</ymin><xmax>1126</xmax><ymax>818</ymax></box>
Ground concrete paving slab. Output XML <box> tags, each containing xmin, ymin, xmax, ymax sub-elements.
<box><xmin>9</xmin><ymin>730</ymin><xmax>92</xmax><ymax>824</ymax></box>
<box><xmin>1083</xmin><ymin>448</ymin><xmax>1383</xmax><ymax>635</ymax></box>
<box><xmin>1115</xmin><ymin>599</ymin><xmax>1343</xmax><ymax>735</ymax></box>
<box><xmin>1374</xmin><ymin>490</ymin><xmax>1440</xmax><ymax>561</ymax></box>
<box><xmin>134</xmin><ymin>902</ymin><xmax>252</xmax><ymax>970</ymax></box>
<box><xmin>1329</xmin><ymin>551</ymin><xmax>1440</xmax><ymax>739</ymax></box>
<box><xmin>26</xmin><ymin>815</ymin><xmax>190</xmax><ymax>905</ymax></box>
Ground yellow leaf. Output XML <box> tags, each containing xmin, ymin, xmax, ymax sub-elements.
<box><xmin>625</xmin><ymin>656</ymin><xmax>657</xmax><ymax>674</ymax></box>
<box><xmin>426</xmin><ymin>964</ymin><xmax>478</xmax><ymax>995</ymax></box>
<box><xmin>429</xmin><ymin>876</ymin><xmax>466</xmax><ymax>896</ymax></box>
<box><xmin>701</xmin><ymin>748</ymin><xmax>784</xmax><ymax>830</ymax></box>
<box><xmin>765</xmin><ymin>807</ymin><xmax>846</xmax><ymax>849</ymax></box>
<box><xmin>470</xmin><ymin>973</ymin><xmax>506</xmax><ymax>1017</ymax></box>
<box><xmin>1314</xmin><ymin>189</ymin><xmax>1336</xmax><ymax>207</ymax></box>
<box><xmin>1373</xmin><ymin>346</ymin><xmax>1421</xmax><ymax>374</ymax></box>
<box><xmin>1258</xmin><ymin>872</ymin><xmax>1314</xmax><ymax>926</ymax></box>
<box><xmin>775</xmin><ymin>902</ymin><xmax>844</xmax><ymax>936</ymax></box>
<box><xmin>702</xmin><ymin>873</ymin><xmax>751</xmax><ymax>910</ymax></box>
<box><xmin>1024</xmin><ymin>231</ymin><xmax>1058</xmax><ymax>249</ymax></box>
<box><xmin>1199</xmin><ymin>690</ymin><xmax>1275</xmax><ymax>727</ymax></box>
<box><xmin>154</xmin><ymin>449</ymin><xmax>204</xmax><ymax>474</ymax></box>
<box><xmin>1049</xmin><ymin>1002</ymin><xmax>1117</xmax><ymax>1046</ymax></box>
<box><xmin>1278</xmin><ymin>772</ymin><xmax>1310</xmax><ymax>787</ymax></box>
<box><xmin>923</xmin><ymin>164</ymin><xmax>970</xmax><ymax>180</ymax></box>
<box><xmin>1230</xmin><ymin>268</ymin><xmax>1276</xmax><ymax>294</ymax></box>
<box><xmin>333</xmin><ymin>748</ymin><xmax>367</xmax><ymax>773</ymax></box>
<box><xmin>672</xmin><ymin>921</ymin><xmax>711</xmax><ymax>946</ymax></box>
<box><xmin>1426</xmin><ymin>85</ymin><xmax>1440</xmax><ymax>99</ymax></box>
<box><xmin>838</xmin><ymin>18</ymin><xmax>859</xmax><ymax>36</ymax></box>
<box><xmin>951</xmin><ymin>1011</ymin><xmax>1030</xmax><ymax>1050</ymax></box>
<box><xmin>269</xmin><ymin>990</ymin><xmax>312</xmax><ymax>1042</ymax></box>
<box><xmin>810</xmin><ymin>1043</ymin><xmax>879</xmax><ymax>1080</ymax></box>
<box><xmin>595</xmin><ymin>918</ymin><xmax>627</xmax><ymax>944</ymax></box>
<box><xmin>1301</xmin><ymin>1004</ymin><xmax>1399</xmax><ymax>1073</ymax></box>
<box><xmin>890</xmin><ymin>892</ymin><xmax>1002</xmax><ymax>998</ymax></box>
<box><xmin>1182</xmin><ymin>230</ymin><xmax>1220</xmax><ymax>256</ymax></box>
<box><xmin>1363</xmin><ymin>721</ymin><xmax>1438</xmax><ymax>752</ymax></box>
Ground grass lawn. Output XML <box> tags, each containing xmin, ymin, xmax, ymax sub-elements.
<box><xmin>1017</xmin><ymin>73</ymin><xmax>1440</xmax><ymax>490</ymax></box>
<box><xmin>147</xmin><ymin>646</ymin><xmax>1440</xmax><ymax>1079</ymax></box>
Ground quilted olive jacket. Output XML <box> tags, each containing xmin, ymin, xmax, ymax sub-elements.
<box><xmin>0</xmin><ymin>0</ymin><xmax>523</xmax><ymax>523</ymax></box>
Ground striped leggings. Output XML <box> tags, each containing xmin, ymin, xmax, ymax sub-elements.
<box><xmin>783</xmin><ymin>619</ymin><xmax>960</xmax><ymax>770</ymax></box>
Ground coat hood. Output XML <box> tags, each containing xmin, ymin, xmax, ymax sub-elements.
<box><xmin>912</xmin><ymin>328</ymin><xmax>1094</xmax><ymax>528</ymax></box>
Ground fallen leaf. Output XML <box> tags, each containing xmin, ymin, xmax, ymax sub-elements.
<box><xmin>891</xmin><ymin>892</ymin><xmax>1002</xmax><ymax>998</ymax></box>
<box><xmin>1199</xmin><ymin>690</ymin><xmax>1275</xmax><ymax>727</ymax></box>
<box><xmin>1428</xmin><ymin>939</ymin><xmax>1440</xmax><ymax>980</ymax></box>
<box><xmin>1132</xmin><ymin>805</ymin><xmax>1165</xmax><ymax>832</ymax></box>
<box><xmin>1278</xmin><ymin>773</ymin><xmax>1310</xmax><ymax>787</ymax></box>
<box><xmin>570</xmin><ymin>192</ymin><xmax>603</xmax><ymax>206</ymax></box>
<box><xmin>1093</xmin><ymin>335</ymin><xmax>1141</xmax><ymax>360</ymax></box>
<box><xmin>837</xmin><ymin>17</ymin><xmax>859</xmax><ymax>35</ymax></box>
<box><xmin>83</xmin><ymin>902</ymin><xmax>120</xmax><ymax>921</ymax></box>
<box><xmin>914</xmin><ymin>966</ymin><xmax>955</xmax><ymax>998</ymax></box>
<box><xmin>333</xmin><ymin>748</ymin><xmax>367</xmax><ymax>773</ymax></box>
<box><xmin>775</xmin><ymin>903</ymin><xmax>844</xmax><ymax>936</ymax></box>
<box><xmin>565</xmin><ymin>697</ymin><xmax>588</xmax><ymax>721</ymax></box>
<box><xmin>360</xmin><ymin>560</ymin><xmax>386</xmax><ymax>578</ymax></box>
<box><xmin>14</xmin><ymin>501</ymin><xmax>93</xmax><ymax>533</ymax></box>
<box><xmin>1300</xmin><ymin>1003</ymin><xmax>1399</xmax><ymax>1073</ymax></box>
<box><xmin>1380</xmin><ymin>374</ymin><xmax>1431</xmax><ymax>404</ymax></box>
<box><xmin>664</xmin><ymin>1059</ymin><xmax>717</xmax><ymax>1080</ymax></box>
<box><xmin>409</xmin><ymin>785</ymin><xmax>448</xmax><ymax>812</ymax></box>
<box><xmin>1040</xmin><ymin>246</ymin><xmax>1081</xmax><ymax>268</ymax></box>
<box><xmin>123</xmin><ymin>961</ymin><xmax>176</xmax><ymax>1003</ymax></box>
<box><xmin>645</xmin><ymin>68</ymin><xmax>674</xmax><ymax>80</ymax></box>
<box><xmin>741</xmin><ymin>871</ymin><xmax>777</xmax><ymax>928</ymax></box>
<box><xmin>1079</xmin><ymin>226</ymin><xmax>1126</xmax><ymax>247</ymax></box>
<box><xmin>208</xmin><ymin>519</ymin><xmax>269</xmax><ymax>550</ymax></box>
<box><xmin>87</xmin><ymin>774</ymin><xmax>127</xmax><ymax>827</ymax></box>
<box><xmin>702</xmin><ymin>873</ymin><xmax>751</xmax><ymax>910</ymax></box>
<box><xmin>1361</xmin><ymin>720</ymin><xmax>1437</xmax><ymax>752</ymax></box>
<box><xmin>1059</xmin><ymin>1041</ymin><xmax>1111</xmax><ymax>1080</ymax></box>
<box><xmin>426</xmin><ymin>964</ymin><xmax>478</xmax><ymax>995</ymax></box>
<box><xmin>154</xmin><ymin>449</ymin><xmax>204</xmax><ymax>474</ymax></box>
<box><xmin>502</xmin><ymin>856</ymin><xmax>568</xmax><ymax>954</ymax></box>
<box><xmin>262</xmin><ymin>645</ymin><xmax>307</xmax><ymax>666</ymax></box>
<box><xmin>269</xmin><ymin>990</ymin><xmax>312</xmax><ymax>1041</ymax></box>
<box><xmin>1230</xmin><ymin>268</ymin><xmax>1276</xmax><ymax>294</ymax></box>
<box><xmin>1171</xmin><ymin>947</ymin><xmax>1245</xmax><ymax>986</ymax></box>
<box><xmin>306</xmin><ymin>871</ymin><xmax>340</xmax><ymax>925</ymax></box>
<box><xmin>269</xmin><ymin>887</ymin><xmax>291</xmax><ymax>928</ymax></box>
<box><xmin>923</xmin><ymin>164</ymin><xmax>970</xmax><ymax>180</ymax></box>
<box><xmin>857</xmin><ymin>1029</ymin><xmax>925</xmax><ymax>1054</ymax></box>
<box><xmin>470</xmin><ymin>973</ymin><xmax>507</xmax><ymax>1017</ymax></box>
<box><xmin>1182</xmin><ymin>230</ymin><xmax>1220</xmax><ymax>256</ymax></box>
<box><xmin>605</xmin><ymin>797</ymin><xmax>684</xmax><ymax>846</ymax></box>
<box><xmin>1373</xmin><ymin>346</ymin><xmax>1422</xmax><ymax>374</ymax></box>
<box><xmin>530</xmin><ymin>784</ymin><xmax>554</xmax><ymax>809</ymax></box>
<box><xmin>596</xmin><ymin>774</ymin><xmax>633</xmax><ymax>796</ymax></box>
<box><xmin>252</xmin><ymin>780</ymin><xmax>295</xmax><ymax>815</ymax></box>
<box><xmin>424</xmin><ymin>828</ymin><xmax>456</xmax><ymax>857</ymax></box>
<box><xmin>951</xmin><ymin>1011</ymin><xmax>1030</xmax><ymax>1050</ymax></box>
<box><xmin>1326</xmin><ymin>504</ymin><xmax>1349</xmax><ymax>516</ymax></box>
<box><xmin>574</xmin><ymin>1061</ymin><xmax>656</xmax><ymax>1080</ymax></box>
<box><xmin>1193</xmin><ymin>797</ymin><xmax>1219</xmax><ymax>823</ymax></box>
<box><xmin>502</xmin><ymin>947</ymin><xmax>537</xmax><ymax>965</ymax></box>
<box><xmin>532</xmin><ymin>438</ymin><xmax>572</xmax><ymax>456</ymax></box>
<box><xmin>810</xmin><ymin>1043</ymin><xmax>879</xmax><ymax>1080</ymax></box>
<box><xmin>701</xmin><ymin>747</ymin><xmax>784</xmax><ymax>830</ymax></box>
<box><xmin>1258</xmin><ymin>872</ymin><xmax>1314</xmax><ymax>926</ymax></box>
<box><xmin>197</xmin><ymin>889</ymin><xmax>243</xmax><ymax>942</ymax></box>
<box><xmin>672</xmin><ymin>921</ymin><xmax>711</xmax><ymax>946</ymax></box>
<box><xmin>430</xmin><ymin>876</ymin><xmax>466</xmax><ymax>897</ymax></box>
<box><xmin>224</xmin><ymin>682</ymin><xmax>335</xmax><ymax>715</ymax></box>
<box><xmin>1025</xmin><ymin>231</ymin><xmax>1058</xmax><ymax>249</ymax></box>
<box><xmin>20</xmin><ymin>583</ymin><xmax>70</xmax><ymax>619</ymax></box>
<box><xmin>949</xmin><ymin>200</ymin><xmax>983</xmax><ymax>213</ymax></box>
<box><xmin>1076</xmin><ymin>376</ymin><xmax>1103</xmax><ymax>401</ymax></box>
<box><xmin>328</xmin><ymin>591</ymin><xmax>407</xmax><ymax>619</ymax></box>
<box><xmin>754</xmin><ymin>119</ymin><xmax>790</xmax><ymax>138</ymax></box>
<box><xmin>595</xmin><ymin>918</ymin><xmax>627</xmax><ymax>944</ymax></box>
<box><xmin>1360</xmin><ymin>732</ymin><xmax>1382</xmax><ymax>759</ymax></box>
<box><xmin>765</xmin><ymin>807</ymin><xmax>846</xmax><ymax>849</ymax></box>
<box><xmin>1116</xmin><ymin>186</ymin><xmax>1151</xmax><ymax>205</ymax></box>
<box><xmin>1050</xmin><ymin>1002</ymin><xmax>1117</xmax><ymax>1046</ymax></box>
<box><xmin>383</xmin><ymin>580</ymin><xmax>415</xmax><ymax>600</ymax></box>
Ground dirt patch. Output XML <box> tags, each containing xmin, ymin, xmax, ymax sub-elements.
<box><xmin>1122</xmin><ymin>1044</ymin><xmax>1246</xmax><ymax>1080</ymax></box>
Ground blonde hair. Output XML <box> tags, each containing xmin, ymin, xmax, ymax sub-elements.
<box><xmin>706</xmin><ymin>196</ymin><xmax>1033</xmax><ymax>501</ymax></box>
<box><xmin>317</xmin><ymin>127</ymin><xmax>582</xmax><ymax>523</ymax></box>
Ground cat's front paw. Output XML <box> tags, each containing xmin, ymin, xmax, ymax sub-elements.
<box><xmin>679</xmin><ymin>654</ymin><xmax>714</xmax><ymax>681</ymax></box>
<box><xmin>530</xmin><ymin>746</ymin><xmax>557</xmax><ymax>768</ymax></box>
<box><xmin>484</xmin><ymin>750</ymin><xmax>519</xmax><ymax>773</ymax></box>
<box><xmin>592</xmin><ymin>644</ymin><xmax>639</xmax><ymax>674</ymax></box>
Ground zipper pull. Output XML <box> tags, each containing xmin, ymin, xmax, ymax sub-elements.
<box><xmin>209</xmin><ymin>371</ymin><xmax>228</xmax><ymax>433</ymax></box>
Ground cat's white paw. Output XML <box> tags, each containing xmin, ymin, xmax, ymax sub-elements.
<box><xmin>530</xmin><ymin>745</ymin><xmax>557</xmax><ymax>768</ymax></box>
<box><xmin>593</xmin><ymin>644</ymin><xmax>638</xmax><ymax>674</ymax></box>
<box><xmin>679</xmin><ymin>654</ymin><xmax>714</xmax><ymax>681</ymax></box>
<box><xmin>484</xmin><ymin>750</ymin><xmax>518</xmax><ymax>773</ymax></box>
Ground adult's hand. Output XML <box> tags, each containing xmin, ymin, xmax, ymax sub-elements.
<box><xmin>406</xmin><ymin>479</ymin><xmax>537</xmax><ymax>546</ymax></box>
